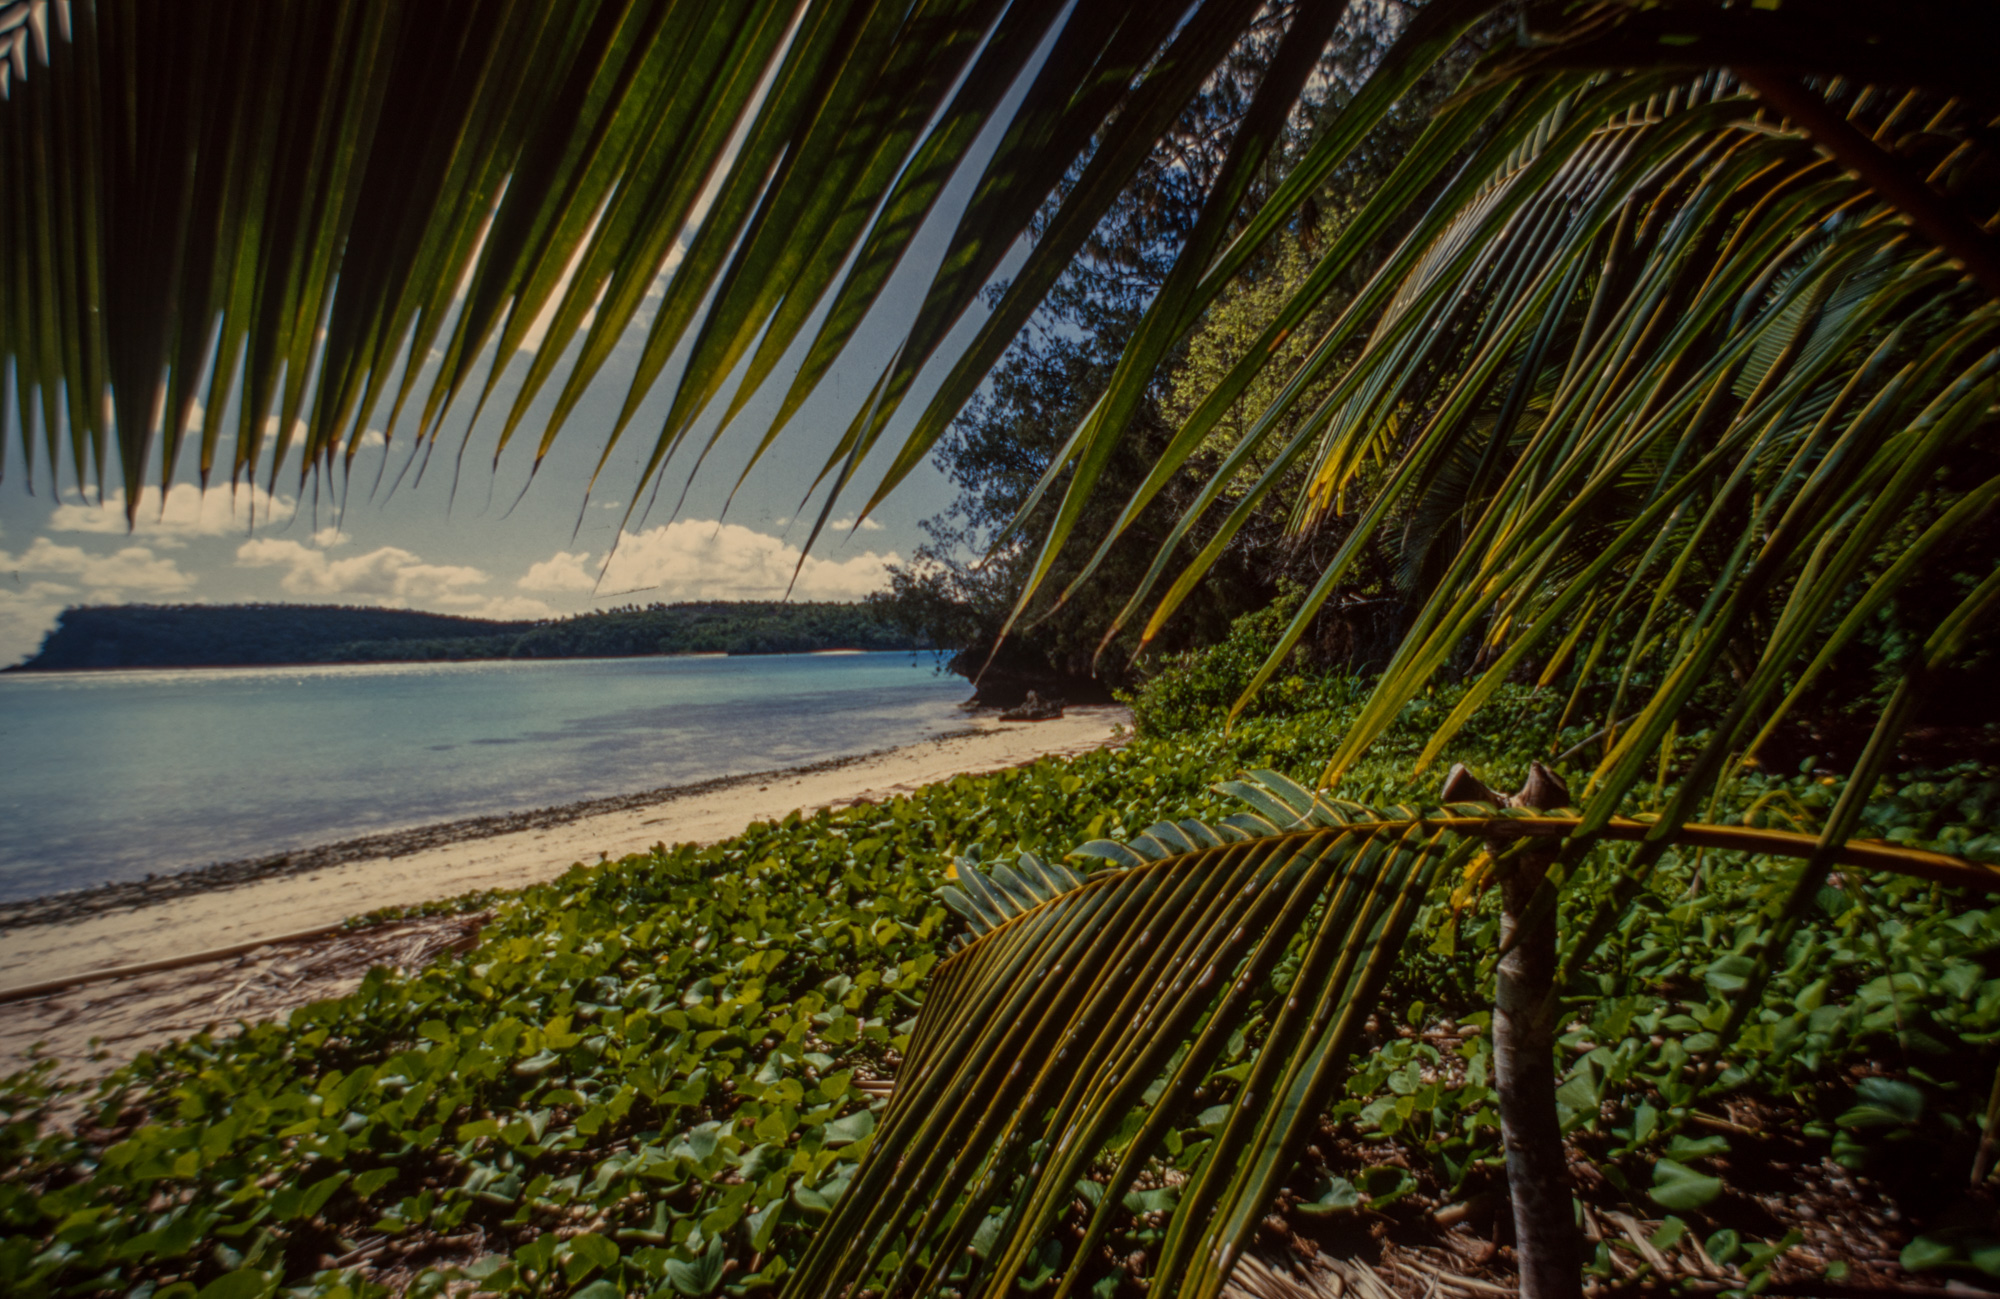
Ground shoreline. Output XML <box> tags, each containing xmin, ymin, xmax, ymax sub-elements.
<box><xmin>0</xmin><ymin>732</ymin><xmax>987</xmax><ymax>932</ymax></box>
<box><xmin>0</xmin><ymin>644</ymin><xmax>928</xmax><ymax>675</ymax></box>
<box><xmin>0</xmin><ymin>706</ymin><xmax>1130</xmax><ymax>1006</ymax></box>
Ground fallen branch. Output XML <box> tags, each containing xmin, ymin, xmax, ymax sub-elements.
<box><xmin>0</xmin><ymin>922</ymin><xmax>352</xmax><ymax>1006</ymax></box>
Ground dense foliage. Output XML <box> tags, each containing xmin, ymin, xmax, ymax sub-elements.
<box><xmin>16</xmin><ymin>606</ymin><xmax>535</xmax><ymax>672</ymax></box>
<box><xmin>868</xmin><ymin>96</ymin><xmax>1283</xmax><ymax>701</ymax></box>
<box><xmin>1121</xmin><ymin>592</ymin><xmax>1372</xmax><ymax>738</ymax></box>
<box><xmin>14</xmin><ymin>603</ymin><xmax>921</xmax><ymax>672</ymax></box>
<box><xmin>366</xmin><ymin>604</ymin><xmax>922</xmax><ymax>664</ymax></box>
<box><xmin>872</xmin><ymin>6</ymin><xmax>1478</xmax><ymax>700</ymax></box>
<box><xmin>5</xmin><ymin>688</ymin><xmax>1996</xmax><ymax>1298</ymax></box>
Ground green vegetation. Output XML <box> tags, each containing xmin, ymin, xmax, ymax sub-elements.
<box><xmin>15</xmin><ymin>603</ymin><xmax>922</xmax><ymax>672</ymax></box>
<box><xmin>4</xmin><ymin>687</ymin><xmax>1996</xmax><ymax>1298</ymax></box>
<box><xmin>1121</xmin><ymin>593</ymin><xmax>1370</xmax><ymax>739</ymax></box>
<box><xmin>15</xmin><ymin>607</ymin><xmax>534</xmax><ymax>672</ymax></box>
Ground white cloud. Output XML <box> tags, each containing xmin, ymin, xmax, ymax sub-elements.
<box><xmin>826</xmin><ymin>516</ymin><xmax>885</xmax><ymax>533</ymax></box>
<box><xmin>236</xmin><ymin>539</ymin><xmax>488</xmax><ymax>603</ymax></box>
<box><xmin>525</xmin><ymin>521</ymin><xmax>897</xmax><ymax>601</ymax></box>
<box><xmin>0</xmin><ymin>582</ymin><xmax>80</xmax><ymax>667</ymax></box>
<box><xmin>357</xmin><ymin>428</ymin><xmax>387</xmax><ymax>449</ymax></box>
<box><xmin>629</xmin><ymin>256</ymin><xmax>682</xmax><ymax>332</ymax></box>
<box><xmin>518</xmin><ymin>549</ymin><xmax>598</xmax><ymax>593</ymax></box>
<box><xmin>311</xmin><ymin>526</ymin><xmax>350</xmax><ymax>549</ymax></box>
<box><xmin>6</xmin><ymin>538</ymin><xmax>196</xmax><ymax>596</ymax></box>
<box><xmin>0</xmin><ymin>539</ymin><xmax>198</xmax><ymax>664</ymax></box>
<box><xmin>50</xmin><ymin>484</ymin><xmax>297</xmax><ymax>538</ymax></box>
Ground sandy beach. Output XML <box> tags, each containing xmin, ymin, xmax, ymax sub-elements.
<box><xmin>0</xmin><ymin>705</ymin><xmax>1127</xmax><ymax>1075</ymax></box>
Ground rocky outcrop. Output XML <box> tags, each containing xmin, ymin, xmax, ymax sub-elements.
<box><xmin>947</xmin><ymin>642</ymin><xmax>1118</xmax><ymax>710</ymax></box>
<box><xmin>998</xmin><ymin>691</ymin><xmax>1065</xmax><ymax>722</ymax></box>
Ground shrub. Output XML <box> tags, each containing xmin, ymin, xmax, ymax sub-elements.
<box><xmin>1124</xmin><ymin>596</ymin><xmax>1373</xmax><ymax>738</ymax></box>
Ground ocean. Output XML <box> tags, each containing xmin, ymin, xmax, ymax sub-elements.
<box><xmin>0</xmin><ymin>652</ymin><xmax>968</xmax><ymax>902</ymax></box>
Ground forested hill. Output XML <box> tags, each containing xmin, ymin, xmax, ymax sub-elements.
<box><xmin>12</xmin><ymin>601</ymin><xmax>925</xmax><ymax>671</ymax></box>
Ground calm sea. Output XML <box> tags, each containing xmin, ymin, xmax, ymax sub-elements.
<box><xmin>0</xmin><ymin>652</ymin><xmax>967</xmax><ymax>902</ymax></box>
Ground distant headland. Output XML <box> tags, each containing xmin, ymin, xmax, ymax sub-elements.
<box><xmin>9</xmin><ymin>601</ymin><xmax>929</xmax><ymax>671</ymax></box>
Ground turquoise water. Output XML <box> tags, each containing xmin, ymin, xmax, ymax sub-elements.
<box><xmin>0</xmin><ymin>653</ymin><xmax>967</xmax><ymax>901</ymax></box>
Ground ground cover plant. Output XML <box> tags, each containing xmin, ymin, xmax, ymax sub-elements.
<box><xmin>4</xmin><ymin>685</ymin><xmax>1997</xmax><ymax>1299</ymax></box>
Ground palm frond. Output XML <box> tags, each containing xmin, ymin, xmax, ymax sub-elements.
<box><xmin>941</xmin><ymin>847</ymin><xmax>1089</xmax><ymax>937</ymax></box>
<box><xmin>1482</xmin><ymin>0</ymin><xmax>1997</xmax><ymax>119</ymax></box>
<box><xmin>789</xmin><ymin>814</ymin><xmax>1470</xmax><ymax>1299</ymax></box>
<box><xmin>0</xmin><ymin>0</ymin><xmax>1258</xmax><ymax>519</ymax></box>
<box><xmin>792</xmin><ymin>765</ymin><xmax>1999</xmax><ymax>1299</ymax></box>
<box><xmin>8</xmin><ymin>10</ymin><xmax>1991</xmax><ymax>808</ymax></box>
<box><xmin>10</xmin><ymin>5</ymin><xmax>1997</xmax><ymax>1081</ymax></box>
<box><xmin>984</xmin><ymin>55</ymin><xmax>1997</xmax><ymax>844</ymax></box>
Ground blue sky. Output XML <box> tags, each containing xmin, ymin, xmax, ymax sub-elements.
<box><xmin>0</xmin><ymin>172</ymin><xmax>1021</xmax><ymax>668</ymax></box>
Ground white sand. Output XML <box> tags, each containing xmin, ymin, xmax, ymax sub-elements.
<box><xmin>0</xmin><ymin>706</ymin><xmax>1128</xmax><ymax>994</ymax></box>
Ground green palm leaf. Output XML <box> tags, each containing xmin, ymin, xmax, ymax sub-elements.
<box><xmin>0</xmin><ymin>0</ymin><xmax>1231</xmax><ymax>514</ymax></box>
<box><xmin>792</xmin><ymin>765</ymin><xmax>1997</xmax><ymax>1298</ymax></box>
<box><xmin>8</xmin><ymin>10</ymin><xmax>1998</xmax><ymax>1297</ymax></box>
<box><xmin>788</xmin><ymin>811</ymin><xmax>1469</xmax><ymax>1299</ymax></box>
<box><xmin>970</xmin><ymin>56</ymin><xmax>2000</xmax><ymax>864</ymax></box>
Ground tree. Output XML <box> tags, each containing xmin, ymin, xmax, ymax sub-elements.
<box><xmin>873</xmin><ymin>185</ymin><xmax>1304</xmax><ymax>703</ymax></box>
<box><xmin>879</xmin><ymin>6</ymin><xmax>1486</xmax><ymax>698</ymax></box>
<box><xmin>5</xmin><ymin>3</ymin><xmax>1998</xmax><ymax>1297</ymax></box>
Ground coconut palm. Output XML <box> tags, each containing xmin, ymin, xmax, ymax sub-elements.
<box><xmin>5</xmin><ymin>2</ymin><xmax>1997</xmax><ymax>1297</ymax></box>
<box><xmin>788</xmin><ymin>773</ymin><xmax>1998</xmax><ymax>1299</ymax></box>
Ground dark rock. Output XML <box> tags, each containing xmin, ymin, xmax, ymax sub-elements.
<box><xmin>945</xmin><ymin>643</ymin><xmax>1117</xmax><ymax>710</ymax></box>
<box><xmin>998</xmin><ymin>690</ymin><xmax>1065</xmax><ymax>722</ymax></box>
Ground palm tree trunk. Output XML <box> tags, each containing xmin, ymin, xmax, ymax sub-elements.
<box><xmin>1495</xmin><ymin>860</ymin><xmax>1580</xmax><ymax>1299</ymax></box>
<box><xmin>1445</xmin><ymin>762</ymin><xmax>1581</xmax><ymax>1299</ymax></box>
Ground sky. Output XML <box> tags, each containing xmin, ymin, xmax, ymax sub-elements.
<box><xmin>0</xmin><ymin>129</ymin><xmax>1029</xmax><ymax>670</ymax></box>
<box><xmin>0</xmin><ymin>302</ymin><xmax>970</xmax><ymax>666</ymax></box>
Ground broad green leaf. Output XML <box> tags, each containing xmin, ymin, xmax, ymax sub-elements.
<box><xmin>821</xmin><ymin>1109</ymin><xmax>875</xmax><ymax>1145</ymax></box>
<box><xmin>1293</xmin><ymin>1176</ymin><xmax>1361</xmax><ymax>1215</ymax></box>
<box><xmin>1835</xmin><ymin>1077</ymin><xmax>1924</xmax><ymax>1129</ymax></box>
<box><xmin>1648</xmin><ymin>1158</ymin><xmax>1723</xmax><ymax>1211</ymax></box>
<box><xmin>666</xmin><ymin>1234</ymin><xmax>727</xmax><ymax>1296</ymax></box>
